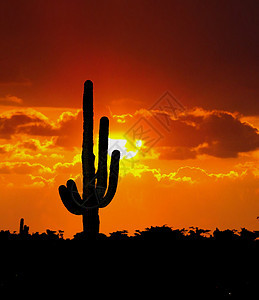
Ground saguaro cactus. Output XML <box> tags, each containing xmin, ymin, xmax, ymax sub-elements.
<box><xmin>58</xmin><ymin>80</ymin><xmax>120</xmax><ymax>239</ymax></box>
<box><xmin>19</xmin><ymin>218</ymin><xmax>29</xmax><ymax>236</ymax></box>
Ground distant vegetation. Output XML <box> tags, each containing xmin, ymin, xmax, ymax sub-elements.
<box><xmin>1</xmin><ymin>218</ymin><xmax>259</xmax><ymax>241</ymax></box>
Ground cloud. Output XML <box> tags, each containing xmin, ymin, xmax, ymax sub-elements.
<box><xmin>21</xmin><ymin>139</ymin><xmax>42</xmax><ymax>151</ymax></box>
<box><xmin>196</xmin><ymin>111</ymin><xmax>259</xmax><ymax>157</ymax></box>
<box><xmin>112</xmin><ymin>113</ymin><xmax>133</xmax><ymax>123</ymax></box>
<box><xmin>0</xmin><ymin>95</ymin><xmax>23</xmax><ymax>106</ymax></box>
<box><xmin>0</xmin><ymin>146</ymin><xmax>8</xmax><ymax>154</ymax></box>
<box><xmin>54</xmin><ymin>110</ymin><xmax>82</xmax><ymax>148</ymax></box>
<box><xmin>26</xmin><ymin>175</ymin><xmax>55</xmax><ymax>188</ymax></box>
<box><xmin>108</xmin><ymin>107</ymin><xmax>259</xmax><ymax>159</ymax></box>
<box><xmin>0</xmin><ymin>109</ymin><xmax>52</xmax><ymax>139</ymax></box>
<box><xmin>122</xmin><ymin>162</ymin><xmax>244</xmax><ymax>184</ymax></box>
<box><xmin>0</xmin><ymin>162</ymin><xmax>52</xmax><ymax>175</ymax></box>
<box><xmin>0</xmin><ymin>109</ymin><xmax>82</xmax><ymax>148</ymax></box>
<box><xmin>157</xmin><ymin>146</ymin><xmax>197</xmax><ymax>160</ymax></box>
<box><xmin>167</xmin><ymin>166</ymin><xmax>241</xmax><ymax>183</ymax></box>
<box><xmin>139</xmin><ymin>108</ymin><xmax>259</xmax><ymax>159</ymax></box>
<box><xmin>1</xmin><ymin>106</ymin><xmax>259</xmax><ymax>158</ymax></box>
<box><xmin>0</xmin><ymin>138</ymin><xmax>63</xmax><ymax>163</ymax></box>
<box><xmin>53</xmin><ymin>160</ymin><xmax>81</xmax><ymax>174</ymax></box>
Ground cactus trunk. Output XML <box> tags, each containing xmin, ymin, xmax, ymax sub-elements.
<box><xmin>83</xmin><ymin>212</ymin><xmax>99</xmax><ymax>239</ymax></box>
<box><xmin>82</xmin><ymin>80</ymin><xmax>99</xmax><ymax>238</ymax></box>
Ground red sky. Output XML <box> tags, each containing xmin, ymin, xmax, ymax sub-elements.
<box><xmin>0</xmin><ymin>0</ymin><xmax>259</xmax><ymax>237</ymax></box>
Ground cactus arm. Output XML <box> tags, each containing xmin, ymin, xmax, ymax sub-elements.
<box><xmin>59</xmin><ymin>185</ymin><xmax>82</xmax><ymax>215</ymax></box>
<box><xmin>99</xmin><ymin>150</ymin><xmax>120</xmax><ymax>208</ymax></box>
<box><xmin>59</xmin><ymin>180</ymin><xmax>84</xmax><ymax>215</ymax></box>
<box><xmin>19</xmin><ymin>218</ymin><xmax>24</xmax><ymax>234</ymax></box>
<box><xmin>82</xmin><ymin>80</ymin><xmax>96</xmax><ymax>205</ymax></box>
<box><xmin>96</xmin><ymin>116</ymin><xmax>109</xmax><ymax>199</ymax></box>
<box><xmin>66</xmin><ymin>179</ymin><xmax>82</xmax><ymax>204</ymax></box>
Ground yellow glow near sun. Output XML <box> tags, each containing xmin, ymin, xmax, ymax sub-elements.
<box><xmin>135</xmin><ymin>140</ymin><xmax>142</xmax><ymax>148</ymax></box>
<box><xmin>78</xmin><ymin>137</ymin><xmax>143</xmax><ymax>165</ymax></box>
<box><xmin>90</xmin><ymin>136</ymin><xmax>144</xmax><ymax>176</ymax></box>
<box><xmin>108</xmin><ymin>138</ymin><xmax>142</xmax><ymax>159</ymax></box>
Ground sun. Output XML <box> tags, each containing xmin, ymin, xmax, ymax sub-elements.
<box><xmin>135</xmin><ymin>140</ymin><xmax>142</xmax><ymax>148</ymax></box>
<box><xmin>108</xmin><ymin>138</ymin><xmax>142</xmax><ymax>159</ymax></box>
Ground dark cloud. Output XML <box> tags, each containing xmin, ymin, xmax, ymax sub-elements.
<box><xmin>157</xmin><ymin>109</ymin><xmax>259</xmax><ymax>159</ymax></box>
<box><xmin>0</xmin><ymin>111</ymin><xmax>49</xmax><ymax>139</ymax></box>
<box><xmin>158</xmin><ymin>146</ymin><xmax>197</xmax><ymax>160</ymax></box>
<box><xmin>197</xmin><ymin>111</ymin><xmax>259</xmax><ymax>157</ymax></box>
<box><xmin>21</xmin><ymin>140</ymin><xmax>40</xmax><ymax>151</ymax></box>
<box><xmin>0</xmin><ymin>95</ymin><xmax>23</xmax><ymax>106</ymax></box>
<box><xmin>0</xmin><ymin>109</ymin><xmax>82</xmax><ymax>148</ymax></box>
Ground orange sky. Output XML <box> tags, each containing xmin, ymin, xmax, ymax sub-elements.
<box><xmin>0</xmin><ymin>0</ymin><xmax>259</xmax><ymax>237</ymax></box>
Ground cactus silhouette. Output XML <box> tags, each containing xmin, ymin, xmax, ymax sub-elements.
<box><xmin>19</xmin><ymin>218</ymin><xmax>29</xmax><ymax>235</ymax></box>
<box><xmin>58</xmin><ymin>80</ymin><xmax>120</xmax><ymax>239</ymax></box>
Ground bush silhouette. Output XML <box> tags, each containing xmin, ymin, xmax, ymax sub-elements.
<box><xmin>109</xmin><ymin>230</ymin><xmax>129</xmax><ymax>240</ymax></box>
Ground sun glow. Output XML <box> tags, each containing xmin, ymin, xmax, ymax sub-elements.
<box><xmin>108</xmin><ymin>138</ymin><xmax>142</xmax><ymax>159</ymax></box>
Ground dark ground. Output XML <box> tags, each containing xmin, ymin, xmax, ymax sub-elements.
<box><xmin>0</xmin><ymin>240</ymin><xmax>258</xmax><ymax>298</ymax></box>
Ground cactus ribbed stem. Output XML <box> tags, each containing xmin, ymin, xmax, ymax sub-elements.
<box><xmin>82</xmin><ymin>80</ymin><xmax>95</xmax><ymax>206</ymax></box>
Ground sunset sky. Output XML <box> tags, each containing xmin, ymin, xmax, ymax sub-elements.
<box><xmin>1</xmin><ymin>0</ymin><xmax>259</xmax><ymax>237</ymax></box>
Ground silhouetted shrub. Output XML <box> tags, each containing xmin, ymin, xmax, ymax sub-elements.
<box><xmin>1</xmin><ymin>219</ymin><xmax>259</xmax><ymax>242</ymax></box>
<box><xmin>187</xmin><ymin>227</ymin><xmax>211</xmax><ymax>240</ymax></box>
<box><xmin>213</xmin><ymin>228</ymin><xmax>239</xmax><ymax>241</ymax></box>
<box><xmin>73</xmin><ymin>231</ymin><xmax>108</xmax><ymax>240</ymax></box>
<box><xmin>133</xmin><ymin>225</ymin><xmax>187</xmax><ymax>241</ymax></box>
<box><xmin>239</xmin><ymin>228</ymin><xmax>259</xmax><ymax>241</ymax></box>
<box><xmin>109</xmin><ymin>230</ymin><xmax>129</xmax><ymax>240</ymax></box>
